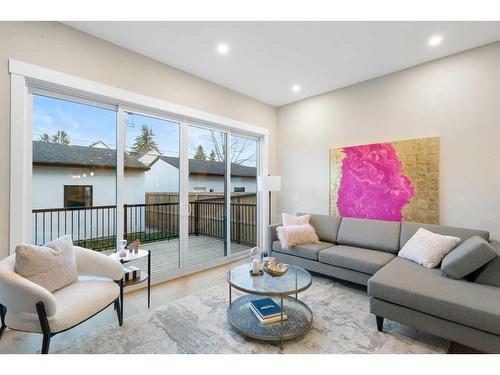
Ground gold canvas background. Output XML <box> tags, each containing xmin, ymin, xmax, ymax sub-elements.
<box><xmin>329</xmin><ymin>137</ymin><xmax>440</xmax><ymax>224</ymax></box>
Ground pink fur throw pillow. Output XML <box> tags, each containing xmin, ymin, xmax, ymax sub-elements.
<box><xmin>277</xmin><ymin>224</ymin><xmax>320</xmax><ymax>250</ymax></box>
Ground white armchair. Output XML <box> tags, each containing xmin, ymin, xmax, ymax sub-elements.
<box><xmin>0</xmin><ymin>246</ymin><xmax>124</xmax><ymax>354</ymax></box>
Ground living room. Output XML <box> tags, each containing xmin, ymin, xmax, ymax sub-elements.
<box><xmin>1</xmin><ymin>0</ymin><xmax>500</xmax><ymax>373</ymax></box>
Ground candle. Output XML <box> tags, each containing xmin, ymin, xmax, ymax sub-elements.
<box><xmin>252</xmin><ymin>259</ymin><xmax>260</xmax><ymax>275</ymax></box>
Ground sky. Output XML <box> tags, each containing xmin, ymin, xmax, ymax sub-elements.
<box><xmin>32</xmin><ymin>94</ymin><xmax>257</xmax><ymax>166</ymax></box>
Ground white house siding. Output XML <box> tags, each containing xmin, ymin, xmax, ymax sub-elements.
<box><xmin>189</xmin><ymin>175</ymin><xmax>256</xmax><ymax>193</ymax></box>
<box><xmin>32</xmin><ymin>166</ymin><xmax>147</xmax><ymax>209</ymax></box>
<box><xmin>229</xmin><ymin>176</ymin><xmax>257</xmax><ymax>193</ymax></box>
<box><xmin>32</xmin><ymin>165</ymin><xmax>256</xmax><ymax>211</ymax></box>
<box><xmin>32</xmin><ymin>164</ymin><xmax>256</xmax><ymax>245</ymax></box>
<box><xmin>143</xmin><ymin>159</ymin><xmax>180</xmax><ymax>194</ymax></box>
<box><xmin>144</xmin><ymin>159</ymin><xmax>256</xmax><ymax>194</ymax></box>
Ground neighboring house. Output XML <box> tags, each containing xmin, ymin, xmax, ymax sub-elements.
<box><xmin>32</xmin><ymin>141</ymin><xmax>149</xmax><ymax>209</ymax></box>
<box><xmin>88</xmin><ymin>140</ymin><xmax>111</xmax><ymax>149</ymax></box>
<box><xmin>32</xmin><ymin>141</ymin><xmax>257</xmax><ymax>210</ymax></box>
<box><xmin>144</xmin><ymin>155</ymin><xmax>257</xmax><ymax>194</ymax></box>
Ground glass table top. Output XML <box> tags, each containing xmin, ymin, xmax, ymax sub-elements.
<box><xmin>228</xmin><ymin>263</ymin><xmax>312</xmax><ymax>296</ymax></box>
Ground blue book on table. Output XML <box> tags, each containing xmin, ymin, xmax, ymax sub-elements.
<box><xmin>250</xmin><ymin>298</ymin><xmax>281</xmax><ymax>318</ymax></box>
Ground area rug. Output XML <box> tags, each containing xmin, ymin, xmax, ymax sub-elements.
<box><xmin>53</xmin><ymin>276</ymin><xmax>449</xmax><ymax>354</ymax></box>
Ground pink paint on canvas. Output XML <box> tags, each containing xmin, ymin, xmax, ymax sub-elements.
<box><xmin>337</xmin><ymin>143</ymin><xmax>415</xmax><ymax>222</ymax></box>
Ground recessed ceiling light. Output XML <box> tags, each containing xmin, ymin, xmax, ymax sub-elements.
<box><xmin>428</xmin><ymin>35</ymin><xmax>443</xmax><ymax>47</ymax></box>
<box><xmin>292</xmin><ymin>84</ymin><xmax>301</xmax><ymax>93</ymax></box>
<box><xmin>217</xmin><ymin>43</ymin><xmax>229</xmax><ymax>55</ymax></box>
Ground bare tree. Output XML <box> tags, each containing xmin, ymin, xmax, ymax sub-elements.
<box><xmin>208</xmin><ymin>130</ymin><xmax>255</xmax><ymax>165</ymax></box>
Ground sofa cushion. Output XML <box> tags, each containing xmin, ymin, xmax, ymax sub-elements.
<box><xmin>441</xmin><ymin>236</ymin><xmax>497</xmax><ymax>279</ymax></box>
<box><xmin>368</xmin><ymin>257</ymin><xmax>500</xmax><ymax>336</ymax></box>
<box><xmin>400</xmin><ymin>221</ymin><xmax>490</xmax><ymax>248</ymax></box>
<box><xmin>272</xmin><ymin>240</ymin><xmax>334</xmax><ymax>261</ymax></box>
<box><xmin>336</xmin><ymin>217</ymin><xmax>401</xmax><ymax>253</ymax></box>
<box><xmin>319</xmin><ymin>245</ymin><xmax>395</xmax><ymax>275</ymax></box>
<box><xmin>297</xmin><ymin>213</ymin><xmax>342</xmax><ymax>243</ymax></box>
<box><xmin>468</xmin><ymin>243</ymin><xmax>500</xmax><ymax>288</ymax></box>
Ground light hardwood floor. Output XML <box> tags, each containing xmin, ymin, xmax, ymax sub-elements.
<box><xmin>0</xmin><ymin>257</ymin><xmax>246</xmax><ymax>354</ymax></box>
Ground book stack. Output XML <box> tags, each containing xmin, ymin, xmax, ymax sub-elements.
<box><xmin>249</xmin><ymin>298</ymin><xmax>288</xmax><ymax>325</ymax></box>
<box><xmin>124</xmin><ymin>265</ymin><xmax>141</xmax><ymax>281</ymax></box>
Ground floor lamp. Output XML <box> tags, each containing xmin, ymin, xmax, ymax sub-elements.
<box><xmin>257</xmin><ymin>175</ymin><xmax>282</xmax><ymax>228</ymax></box>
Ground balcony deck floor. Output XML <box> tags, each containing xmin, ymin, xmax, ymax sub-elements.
<box><xmin>105</xmin><ymin>236</ymin><xmax>251</xmax><ymax>280</ymax></box>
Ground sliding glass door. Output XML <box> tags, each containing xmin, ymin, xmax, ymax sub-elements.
<box><xmin>123</xmin><ymin>111</ymin><xmax>181</xmax><ymax>279</ymax></box>
<box><xmin>186</xmin><ymin>125</ymin><xmax>228</xmax><ymax>269</ymax></box>
<box><xmin>230</xmin><ymin>134</ymin><xmax>258</xmax><ymax>254</ymax></box>
<box><xmin>30</xmin><ymin>91</ymin><xmax>260</xmax><ymax>282</ymax></box>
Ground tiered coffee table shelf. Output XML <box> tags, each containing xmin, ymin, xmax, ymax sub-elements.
<box><xmin>227</xmin><ymin>264</ymin><xmax>313</xmax><ymax>349</ymax></box>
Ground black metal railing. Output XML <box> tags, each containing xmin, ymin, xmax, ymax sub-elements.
<box><xmin>32</xmin><ymin>201</ymin><xmax>256</xmax><ymax>250</ymax></box>
<box><xmin>32</xmin><ymin>205</ymin><xmax>116</xmax><ymax>250</ymax></box>
<box><xmin>124</xmin><ymin>202</ymin><xmax>180</xmax><ymax>243</ymax></box>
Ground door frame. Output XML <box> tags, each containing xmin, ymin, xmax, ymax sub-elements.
<box><xmin>9</xmin><ymin>59</ymin><xmax>269</xmax><ymax>283</ymax></box>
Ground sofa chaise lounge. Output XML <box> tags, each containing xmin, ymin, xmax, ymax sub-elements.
<box><xmin>268</xmin><ymin>213</ymin><xmax>500</xmax><ymax>353</ymax></box>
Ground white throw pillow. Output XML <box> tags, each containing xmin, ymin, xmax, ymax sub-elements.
<box><xmin>15</xmin><ymin>235</ymin><xmax>78</xmax><ymax>292</ymax></box>
<box><xmin>398</xmin><ymin>228</ymin><xmax>461</xmax><ymax>268</ymax></box>
<box><xmin>282</xmin><ymin>213</ymin><xmax>310</xmax><ymax>226</ymax></box>
<box><xmin>277</xmin><ymin>224</ymin><xmax>319</xmax><ymax>249</ymax></box>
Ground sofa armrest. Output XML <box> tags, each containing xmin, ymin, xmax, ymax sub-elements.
<box><xmin>267</xmin><ymin>223</ymin><xmax>282</xmax><ymax>255</ymax></box>
<box><xmin>0</xmin><ymin>256</ymin><xmax>57</xmax><ymax>316</ymax></box>
<box><xmin>74</xmin><ymin>246</ymin><xmax>124</xmax><ymax>281</ymax></box>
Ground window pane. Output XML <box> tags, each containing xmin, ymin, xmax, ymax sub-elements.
<box><xmin>188</xmin><ymin>126</ymin><xmax>227</xmax><ymax>267</ymax></box>
<box><xmin>32</xmin><ymin>94</ymin><xmax>117</xmax><ymax>250</ymax></box>
<box><xmin>124</xmin><ymin>112</ymin><xmax>180</xmax><ymax>279</ymax></box>
<box><xmin>230</xmin><ymin>135</ymin><xmax>258</xmax><ymax>253</ymax></box>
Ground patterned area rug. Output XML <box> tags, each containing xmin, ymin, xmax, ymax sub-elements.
<box><xmin>53</xmin><ymin>276</ymin><xmax>449</xmax><ymax>354</ymax></box>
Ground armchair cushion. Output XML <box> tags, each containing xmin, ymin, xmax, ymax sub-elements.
<box><xmin>74</xmin><ymin>246</ymin><xmax>123</xmax><ymax>280</ymax></box>
<box><xmin>4</xmin><ymin>276</ymin><xmax>119</xmax><ymax>333</ymax></box>
<box><xmin>15</xmin><ymin>235</ymin><xmax>77</xmax><ymax>292</ymax></box>
<box><xmin>0</xmin><ymin>255</ymin><xmax>57</xmax><ymax>315</ymax></box>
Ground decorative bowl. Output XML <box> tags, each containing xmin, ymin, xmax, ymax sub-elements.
<box><xmin>263</xmin><ymin>261</ymin><xmax>289</xmax><ymax>277</ymax></box>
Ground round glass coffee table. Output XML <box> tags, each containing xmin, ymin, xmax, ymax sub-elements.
<box><xmin>227</xmin><ymin>263</ymin><xmax>313</xmax><ymax>349</ymax></box>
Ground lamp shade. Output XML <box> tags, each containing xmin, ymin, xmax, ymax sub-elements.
<box><xmin>257</xmin><ymin>175</ymin><xmax>281</xmax><ymax>192</ymax></box>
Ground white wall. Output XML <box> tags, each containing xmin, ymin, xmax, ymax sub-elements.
<box><xmin>277</xmin><ymin>41</ymin><xmax>500</xmax><ymax>240</ymax></box>
<box><xmin>0</xmin><ymin>22</ymin><xmax>277</xmax><ymax>258</ymax></box>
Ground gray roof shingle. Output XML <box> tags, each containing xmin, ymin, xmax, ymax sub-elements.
<box><xmin>32</xmin><ymin>141</ymin><xmax>256</xmax><ymax>176</ymax></box>
<box><xmin>32</xmin><ymin>141</ymin><xmax>149</xmax><ymax>170</ymax></box>
<box><xmin>157</xmin><ymin>156</ymin><xmax>256</xmax><ymax>177</ymax></box>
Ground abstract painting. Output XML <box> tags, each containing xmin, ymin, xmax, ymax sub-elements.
<box><xmin>329</xmin><ymin>137</ymin><xmax>439</xmax><ymax>223</ymax></box>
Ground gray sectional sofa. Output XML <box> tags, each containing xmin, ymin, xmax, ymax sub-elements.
<box><xmin>268</xmin><ymin>213</ymin><xmax>500</xmax><ymax>353</ymax></box>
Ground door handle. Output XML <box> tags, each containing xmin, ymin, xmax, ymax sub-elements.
<box><xmin>187</xmin><ymin>202</ymin><xmax>192</xmax><ymax>216</ymax></box>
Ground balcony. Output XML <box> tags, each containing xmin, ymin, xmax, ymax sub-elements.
<box><xmin>32</xmin><ymin>201</ymin><xmax>256</xmax><ymax>279</ymax></box>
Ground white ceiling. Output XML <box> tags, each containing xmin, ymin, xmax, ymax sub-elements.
<box><xmin>64</xmin><ymin>22</ymin><xmax>500</xmax><ymax>107</ymax></box>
